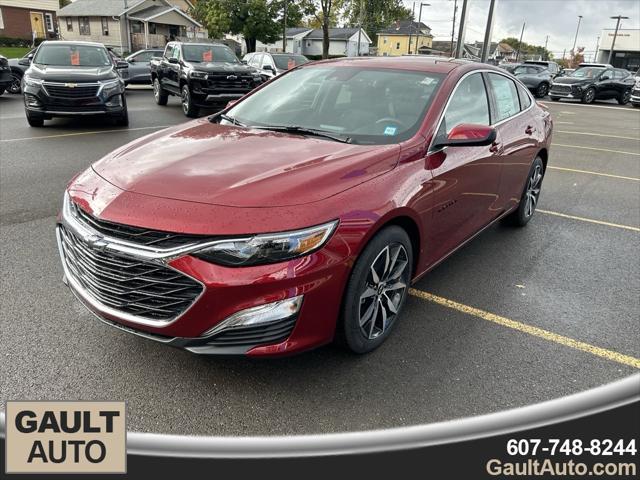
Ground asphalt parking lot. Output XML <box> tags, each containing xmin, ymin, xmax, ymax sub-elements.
<box><xmin>1</xmin><ymin>88</ymin><xmax>638</xmax><ymax>436</ymax></box>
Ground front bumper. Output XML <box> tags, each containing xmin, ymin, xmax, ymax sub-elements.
<box><xmin>56</xmin><ymin>190</ymin><xmax>353</xmax><ymax>357</ymax></box>
<box><xmin>23</xmin><ymin>80</ymin><xmax>126</xmax><ymax>118</ymax></box>
<box><xmin>630</xmin><ymin>89</ymin><xmax>640</xmax><ymax>105</ymax></box>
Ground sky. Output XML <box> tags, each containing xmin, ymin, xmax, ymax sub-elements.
<box><xmin>401</xmin><ymin>0</ymin><xmax>640</xmax><ymax>60</ymax></box>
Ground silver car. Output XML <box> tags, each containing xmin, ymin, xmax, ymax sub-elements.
<box><xmin>124</xmin><ymin>49</ymin><xmax>164</xmax><ymax>85</ymax></box>
<box><xmin>242</xmin><ymin>52</ymin><xmax>309</xmax><ymax>79</ymax></box>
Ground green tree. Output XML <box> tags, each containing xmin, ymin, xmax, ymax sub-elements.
<box><xmin>307</xmin><ymin>0</ymin><xmax>347</xmax><ymax>59</ymax></box>
<box><xmin>191</xmin><ymin>0</ymin><xmax>281</xmax><ymax>53</ymax></box>
<box><xmin>500</xmin><ymin>36</ymin><xmax>553</xmax><ymax>61</ymax></box>
<box><xmin>344</xmin><ymin>0</ymin><xmax>413</xmax><ymax>41</ymax></box>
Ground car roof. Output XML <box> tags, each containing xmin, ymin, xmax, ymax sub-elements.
<box><xmin>306</xmin><ymin>55</ymin><xmax>477</xmax><ymax>74</ymax></box>
<box><xmin>39</xmin><ymin>40</ymin><xmax>105</xmax><ymax>48</ymax></box>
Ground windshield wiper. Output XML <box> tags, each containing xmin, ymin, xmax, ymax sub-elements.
<box><xmin>209</xmin><ymin>112</ymin><xmax>247</xmax><ymax>127</ymax></box>
<box><xmin>252</xmin><ymin>125</ymin><xmax>352</xmax><ymax>143</ymax></box>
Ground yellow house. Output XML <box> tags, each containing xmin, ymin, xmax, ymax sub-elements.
<box><xmin>377</xmin><ymin>20</ymin><xmax>433</xmax><ymax>56</ymax></box>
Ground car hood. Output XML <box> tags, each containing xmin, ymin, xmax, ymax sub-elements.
<box><xmin>92</xmin><ymin>119</ymin><xmax>399</xmax><ymax>208</ymax></box>
<box><xmin>553</xmin><ymin>77</ymin><xmax>591</xmax><ymax>85</ymax></box>
<box><xmin>186</xmin><ymin>62</ymin><xmax>256</xmax><ymax>74</ymax></box>
<box><xmin>27</xmin><ymin>64</ymin><xmax>117</xmax><ymax>82</ymax></box>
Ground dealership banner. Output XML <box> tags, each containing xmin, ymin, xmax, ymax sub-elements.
<box><xmin>1</xmin><ymin>381</ymin><xmax>638</xmax><ymax>479</ymax></box>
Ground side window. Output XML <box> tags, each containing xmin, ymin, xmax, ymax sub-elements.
<box><xmin>261</xmin><ymin>54</ymin><xmax>274</xmax><ymax>69</ymax></box>
<box><xmin>250</xmin><ymin>53</ymin><xmax>263</xmax><ymax>67</ymax></box>
<box><xmin>517</xmin><ymin>83</ymin><xmax>532</xmax><ymax>110</ymax></box>
<box><xmin>171</xmin><ymin>45</ymin><xmax>181</xmax><ymax>60</ymax></box>
<box><xmin>487</xmin><ymin>73</ymin><xmax>520</xmax><ymax>122</ymax></box>
<box><xmin>601</xmin><ymin>69</ymin><xmax>613</xmax><ymax>80</ymax></box>
<box><xmin>163</xmin><ymin>44</ymin><xmax>173</xmax><ymax>59</ymax></box>
<box><xmin>441</xmin><ymin>73</ymin><xmax>490</xmax><ymax>135</ymax></box>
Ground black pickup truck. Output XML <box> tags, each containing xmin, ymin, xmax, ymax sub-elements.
<box><xmin>150</xmin><ymin>42</ymin><xmax>263</xmax><ymax>117</ymax></box>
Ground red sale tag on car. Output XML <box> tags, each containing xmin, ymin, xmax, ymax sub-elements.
<box><xmin>202</xmin><ymin>50</ymin><xmax>213</xmax><ymax>62</ymax></box>
<box><xmin>70</xmin><ymin>51</ymin><xmax>80</xmax><ymax>65</ymax></box>
<box><xmin>287</xmin><ymin>58</ymin><xmax>296</xmax><ymax>70</ymax></box>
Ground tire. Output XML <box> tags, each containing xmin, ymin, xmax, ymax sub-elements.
<box><xmin>504</xmin><ymin>156</ymin><xmax>545</xmax><ymax>227</ymax></box>
<box><xmin>339</xmin><ymin>226</ymin><xmax>413</xmax><ymax>354</ymax></box>
<box><xmin>181</xmin><ymin>84</ymin><xmax>199</xmax><ymax>118</ymax></box>
<box><xmin>550</xmin><ymin>97</ymin><xmax>560</xmax><ymax>101</ymax></box>
<box><xmin>0</xmin><ymin>87</ymin><xmax>4</xmax><ymax>96</ymax></box>
<box><xmin>9</xmin><ymin>72</ymin><xmax>22</xmax><ymax>94</ymax></box>
<box><xmin>114</xmin><ymin>96</ymin><xmax>129</xmax><ymax>126</ymax></box>
<box><xmin>26</xmin><ymin>111</ymin><xmax>44</xmax><ymax>127</ymax></box>
<box><xmin>633</xmin><ymin>103</ymin><xmax>640</xmax><ymax>108</ymax></box>
<box><xmin>535</xmin><ymin>82</ymin><xmax>549</xmax><ymax>98</ymax></box>
<box><xmin>617</xmin><ymin>89</ymin><xmax>631</xmax><ymax>105</ymax></box>
<box><xmin>581</xmin><ymin>87</ymin><xmax>596</xmax><ymax>104</ymax></box>
<box><xmin>152</xmin><ymin>77</ymin><xmax>168</xmax><ymax>106</ymax></box>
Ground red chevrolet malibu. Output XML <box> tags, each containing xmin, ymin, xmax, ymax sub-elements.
<box><xmin>57</xmin><ymin>57</ymin><xmax>552</xmax><ymax>356</ymax></box>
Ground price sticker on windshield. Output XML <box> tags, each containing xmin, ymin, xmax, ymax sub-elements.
<box><xmin>70</xmin><ymin>51</ymin><xmax>80</xmax><ymax>66</ymax></box>
<box><xmin>287</xmin><ymin>58</ymin><xmax>296</xmax><ymax>70</ymax></box>
<box><xmin>202</xmin><ymin>50</ymin><xmax>213</xmax><ymax>62</ymax></box>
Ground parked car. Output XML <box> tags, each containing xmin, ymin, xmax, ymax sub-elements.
<box><xmin>513</xmin><ymin>64</ymin><xmax>553</xmax><ymax>98</ymax></box>
<box><xmin>498</xmin><ymin>62</ymin><xmax>520</xmax><ymax>74</ymax></box>
<box><xmin>549</xmin><ymin>66</ymin><xmax>634</xmax><ymax>104</ymax></box>
<box><xmin>21</xmin><ymin>41</ymin><xmax>129</xmax><ymax>127</ymax></box>
<box><xmin>57</xmin><ymin>58</ymin><xmax>553</xmax><ymax>356</ymax></box>
<box><xmin>0</xmin><ymin>55</ymin><xmax>13</xmax><ymax>95</ymax></box>
<box><xmin>558</xmin><ymin>68</ymin><xmax>574</xmax><ymax>77</ymax></box>
<box><xmin>630</xmin><ymin>68</ymin><xmax>640</xmax><ymax>108</ymax></box>
<box><xmin>150</xmin><ymin>41</ymin><xmax>263</xmax><ymax>117</ymax></box>
<box><xmin>243</xmin><ymin>52</ymin><xmax>309</xmax><ymax>79</ymax></box>
<box><xmin>124</xmin><ymin>48</ymin><xmax>164</xmax><ymax>85</ymax></box>
<box><xmin>6</xmin><ymin>48</ymin><xmax>36</xmax><ymax>94</ymax></box>
<box><xmin>523</xmin><ymin>60</ymin><xmax>560</xmax><ymax>77</ymax></box>
<box><xmin>577</xmin><ymin>62</ymin><xmax>613</xmax><ymax>69</ymax></box>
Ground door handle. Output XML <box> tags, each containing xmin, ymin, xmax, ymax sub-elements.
<box><xmin>525</xmin><ymin>125</ymin><xmax>535</xmax><ymax>135</ymax></box>
<box><xmin>489</xmin><ymin>141</ymin><xmax>502</xmax><ymax>153</ymax></box>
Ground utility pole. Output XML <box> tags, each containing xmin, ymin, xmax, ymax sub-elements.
<box><xmin>571</xmin><ymin>15</ymin><xmax>583</xmax><ymax>54</ymax></box>
<box><xmin>515</xmin><ymin>21</ymin><xmax>525</xmax><ymax>62</ymax></box>
<box><xmin>480</xmin><ymin>0</ymin><xmax>496</xmax><ymax>63</ymax></box>
<box><xmin>282</xmin><ymin>0</ymin><xmax>287</xmax><ymax>52</ymax></box>
<box><xmin>417</xmin><ymin>3</ymin><xmax>430</xmax><ymax>55</ymax></box>
<box><xmin>454</xmin><ymin>0</ymin><xmax>468</xmax><ymax>58</ymax></box>
<box><xmin>450</xmin><ymin>0</ymin><xmax>457</xmax><ymax>56</ymax></box>
<box><xmin>123</xmin><ymin>0</ymin><xmax>131</xmax><ymax>54</ymax></box>
<box><xmin>408</xmin><ymin>2</ymin><xmax>416</xmax><ymax>54</ymax></box>
<box><xmin>544</xmin><ymin>35</ymin><xmax>549</xmax><ymax>60</ymax></box>
<box><xmin>607</xmin><ymin>15</ymin><xmax>629</xmax><ymax>64</ymax></box>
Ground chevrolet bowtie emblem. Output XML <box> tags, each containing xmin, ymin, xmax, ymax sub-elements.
<box><xmin>226</xmin><ymin>75</ymin><xmax>237</xmax><ymax>80</ymax></box>
<box><xmin>86</xmin><ymin>234</ymin><xmax>108</xmax><ymax>252</ymax></box>
<box><xmin>65</xmin><ymin>83</ymin><xmax>77</xmax><ymax>88</ymax></box>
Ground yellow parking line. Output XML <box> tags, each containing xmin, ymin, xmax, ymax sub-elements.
<box><xmin>0</xmin><ymin>125</ymin><xmax>169</xmax><ymax>143</ymax></box>
<box><xmin>556</xmin><ymin>130</ymin><xmax>640</xmax><ymax>141</ymax></box>
<box><xmin>537</xmin><ymin>209</ymin><xmax>640</xmax><ymax>232</ymax></box>
<box><xmin>408</xmin><ymin>289</ymin><xmax>640</xmax><ymax>369</ymax></box>
<box><xmin>551</xmin><ymin>143</ymin><xmax>640</xmax><ymax>156</ymax></box>
<box><xmin>547</xmin><ymin>166</ymin><xmax>640</xmax><ymax>181</ymax></box>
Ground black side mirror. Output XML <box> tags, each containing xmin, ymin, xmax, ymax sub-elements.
<box><xmin>116</xmin><ymin>60</ymin><xmax>129</xmax><ymax>69</ymax></box>
<box><xmin>128</xmin><ymin>58</ymin><xmax>135</xmax><ymax>63</ymax></box>
<box><xmin>18</xmin><ymin>55</ymin><xmax>32</xmax><ymax>66</ymax></box>
<box><xmin>263</xmin><ymin>64</ymin><xmax>274</xmax><ymax>71</ymax></box>
<box><xmin>168</xmin><ymin>57</ymin><xmax>179</xmax><ymax>64</ymax></box>
<box><xmin>433</xmin><ymin>124</ymin><xmax>497</xmax><ymax>149</ymax></box>
<box><xmin>241</xmin><ymin>59</ymin><xmax>248</xmax><ymax>64</ymax></box>
<box><xmin>600</xmin><ymin>75</ymin><xmax>610</xmax><ymax>81</ymax></box>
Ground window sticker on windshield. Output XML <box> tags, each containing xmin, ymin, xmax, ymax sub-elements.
<box><xmin>384</xmin><ymin>126</ymin><xmax>397</xmax><ymax>136</ymax></box>
<box><xmin>421</xmin><ymin>77</ymin><xmax>436</xmax><ymax>85</ymax></box>
<box><xmin>202</xmin><ymin>50</ymin><xmax>213</xmax><ymax>62</ymax></box>
<box><xmin>70</xmin><ymin>50</ymin><xmax>80</xmax><ymax>66</ymax></box>
<box><xmin>287</xmin><ymin>58</ymin><xmax>296</xmax><ymax>70</ymax></box>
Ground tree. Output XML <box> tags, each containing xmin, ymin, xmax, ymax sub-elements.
<box><xmin>568</xmin><ymin>46</ymin><xmax>585</xmax><ymax>68</ymax></box>
<box><xmin>344</xmin><ymin>0</ymin><xmax>413</xmax><ymax>41</ymax></box>
<box><xmin>307</xmin><ymin>0</ymin><xmax>346</xmax><ymax>59</ymax></box>
<box><xmin>191</xmin><ymin>0</ymin><xmax>281</xmax><ymax>53</ymax></box>
<box><xmin>500</xmin><ymin>37</ymin><xmax>553</xmax><ymax>61</ymax></box>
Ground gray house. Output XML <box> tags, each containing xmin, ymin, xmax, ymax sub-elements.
<box><xmin>257</xmin><ymin>27</ymin><xmax>372</xmax><ymax>57</ymax></box>
<box><xmin>57</xmin><ymin>0</ymin><xmax>204</xmax><ymax>54</ymax></box>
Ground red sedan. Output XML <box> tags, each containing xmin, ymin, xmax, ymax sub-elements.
<box><xmin>57</xmin><ymin>57</ymin><xmax>552</xmax><ymax>356</ymax></box>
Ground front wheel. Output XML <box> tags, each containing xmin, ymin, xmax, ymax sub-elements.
<box><xmin>581</xmin><ymin>87</ymin><xmax>596</xmax><ymax>104</ymax></box>
<box><xmin>114</xmin><ymin>96</ymin><xmax>129</xmax><ymax>126</ymax></box>
<box><xmin>181</xmin><ymin>84</ymin><xmax>199</xmax><ymax>118</ymax></box>
<box><xmin>26</xmin><ymin>111</ymin><xmax>44</xmax><ymax>127</ymax></box>
<box><xmin>153</xmin><ymin>78</ymin><xmax>168</xmax><ymax>106</ymax></box>
<box><xmin>8</xmin><ymin>73</ymin><xmax>22</xmax><ymax>94</ymax></box>
<box><xmin>339</xmin><ymin>226</ymin><xmax>413</xmax><ymax>354</ymax></box>
<box><xmin>504</xmin><ymin>156</ymin><xmax>545</xmax><ymax>227</ymax></box>
<box><xmin>535</xmin><ymin>82</ymin><xmax>549</xmax><ymax>98</ymax></box>
<box><xmin>618</xmin><ymin>89</ymin><xmax>631</xmax><ymax>105</ymax></box>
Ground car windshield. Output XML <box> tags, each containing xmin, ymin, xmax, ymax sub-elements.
<box><xmin>227</xmin><ymin>66</ymin><xmax>444</xmax><ymax>145</ymax></box>
<box><xmin>514</xmin><ymin>65</ymin><xmax>543</xmax><ymax>75</ymax></box>
<box><xmin>570</xmin><ymin>67</ymin><xmax>605</xmax><ymax>78</ymax></box>
<box><xmin>182</xmin><ymin>45</ymin><xmax>238</xmax><ymax>63</ymax></box>
<box><xmin>272</xmin><ymin>55</ymin><xmax>308</xmax><ymax>70</ymax></box>
<box><xmin>33</xmin><ymin>44</ymin><xmax>111</xmax><ymax>67</ymax></box>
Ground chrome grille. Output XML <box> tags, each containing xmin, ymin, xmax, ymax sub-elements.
<box><xmin>44</xmin><ymin>83</ymin><xmax>100</xmax><ymax>98</ymax></box>
<box><xmin>59</xmin><ymin>225</ymin><xmax>203</xmax><ymax>321</ymax></box>
<box><xmin>204</xmin><ymin>74</ymin><xmax>256</xmax><ymax>93</ymax></box>
<box><xmin>71</xmin><ymin>202</ymin><xmax>210</xmax><ymax>248</ymax></box>
<box><xmin>551</xmin><ymin>84</ymin><xmax>571</xmax><ymax>93</ymax></box>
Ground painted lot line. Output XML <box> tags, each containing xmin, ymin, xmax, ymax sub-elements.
<box><xmin>556</xmin><ymin>130</ymin><xmax>640</xmax><ymax>141</ymax></box>
<box><xmin>0</xmin><ymin>125</ymin><xmax>170</xmax><ymax>143</ymax></box>
<box><xmin>541</xmin><ymin>101</ymin><xmax>640</xmax><ymax>112</ymax></box>
<box><xmin>552</xmin><ymin>143</ymin><xmax>640</xmax><ymax>156</ymax></box>
<box><xmin>409</xmin><ymin>289</ymin><xmax>640</xmax><ymax>369</ymax></box>
<box><xmin>547</xmin><ymin>166</ymin><xmax>640</xmax><ymax>181</ymax></box>
<box><xmin>537</xmin><ymin>209</ymin><xmax>640</xmax><ymax>232</ymax></box>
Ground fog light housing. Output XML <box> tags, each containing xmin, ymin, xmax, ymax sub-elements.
<box><xmin>25</xmin><ymin>94</ymin><xmax>41</xmax><ymax>108</ymax></box>
<box><xmin>105</xmin><ymin>95</ymin><xmax>122</xmax><ymax>107</ymax></box>
<box><xmin>201</xmin><ymin>295</ymin><xmax>303</xmax><ymax>337</ymax></box>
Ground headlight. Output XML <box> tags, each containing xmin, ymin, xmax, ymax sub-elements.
<box><xmin>23</xmin><ymin>76</ymin><xmax>43</xmax><ymax>87</ymax></box>
<box><xmin>190</xmin><ymin>70</ymin><xmax>208</xmax><ymax>79</ymax></box>
<box><xmin>100</xmin><ymin>79</ymin><xmax>123</xmax><ymax>97</ymax></box>
<box><xmin>192</xmin><ymin>220</ymin><xmax>338</xmax><ymax>267</ymax></box>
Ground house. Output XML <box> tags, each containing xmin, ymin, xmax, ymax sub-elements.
<box><xmin>472</xmin><ymin>41</ymin><xmax>517</xmax><ymax>62</ymax></box>
<box><xmin>0</xmin><ymin>0</ymin><xmax>59</xmax><ymax>41</ymax></box>
<box><xmin>57</xmin><ymin>0</ymin><xmax>204</xmax><ymax>54</ymax></box>
<box><xmin>256</xmin><ymin>27</ymin><xmax>372</xmax><ymax>58</ymax></box>
<box><xmin>376</xmin><ymin>20</ymin><xmax>433</xmax><ymax>56</ymax></box>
